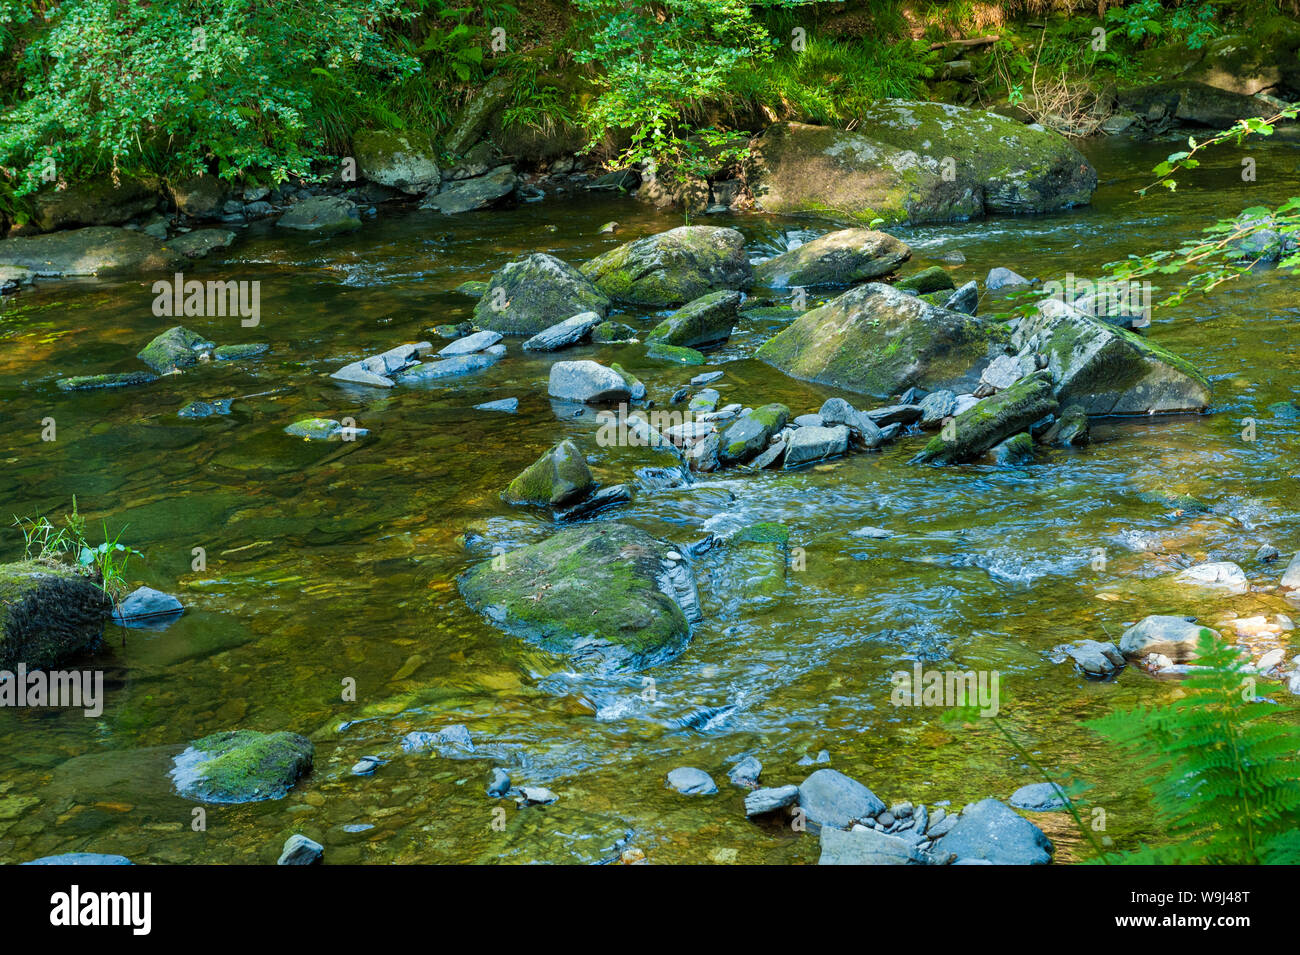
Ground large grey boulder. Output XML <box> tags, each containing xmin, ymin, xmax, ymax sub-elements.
<box><xmin>548</xmin><ymin>360</ymin><xmax>632</xmax><ymax>404</ymax></box>
<box><xmin>1119</xmin><ymin>615</ymin><xmax>1216</xmax><ymax>662</ymax></box>
<box><xmin>1016</xmin><ymin>299</ymin><xmax>1210</xmax><ymax>415</ymax></box>
<box><xmin>756</xmin><ymin>283</ymin><xmax>1003</xmax><ymax>399</ymax></box>
<box><xmin>277</xmin><ymin>196</ymin><xmax>362</xmax><ymax>233</ymax></box>
<box><xmin>458</xmin><ymin>522</ymin><xmax>699</xmax><ymax>673</ymax></box>
<box><xmin>580</xmin><ymin>226</ymin><xmax>752</xmax><ymax>306</ymax></box>
<box><xmin>797</xmin><ymin>769</ymin><xmax>886</xmax><ymax>829</ymax></box>
<box><xmin>353</xmin><ymin>129</ymin><xmax>440</xmax><ymax>194</ymax></box>
<box><xmin>933</xmin><ymin>798</ymin><xmax>1053</xmax><ymax>864</ymax></box>
<box><xmin>784</xmin><ymin>424</ymin><xmax>850</xmax><ymax>468</ymax></box>
<box><xmin>754</xmin><ymin>229</ymin><xmax>911</xmax><ymax>287</ymax></box>
<box><xmin>474</xmin><ymin>253</ymin><xmax>609</xmax><ymax>335</ymax></box>
<box><xmin>819</xmin><ymin>826</ymin><xmax>927</xmax><ymax>865</ymax></box>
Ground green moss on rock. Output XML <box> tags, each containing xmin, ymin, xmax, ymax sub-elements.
<box><xmin>502</xmin><ymin>439</ymin><xmax>594</xmax><ymax>507</ymax></box>
<box><xmin>0</xmin><ymin>560</ymin><xmax>111</xmax><ymax>670</ymax></box>
<box><xmin>172</xmin><ymin>730</ymin><xmax>314</xmax><ymax>804</ymax></box>
<box><xmin>646</xmin><ymin>290</ymin><xmax>741</xmax><ymax>347</ymax></box>
<box><xmin>581</xmin><ymin>226</ymin><xmax>752</xmax><ymax>306</ymax></box>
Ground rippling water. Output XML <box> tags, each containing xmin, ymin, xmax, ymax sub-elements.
<box><xmin>1</xmin><ymin>136</ymin><xmax>1297</xmax><ymax>864</ymax></box>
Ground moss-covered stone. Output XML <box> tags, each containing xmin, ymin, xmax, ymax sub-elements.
<box><xmin>0</xmin><ymin>560</ymin><xmax>111</xmax><ymax>670</ymax></box>
<box><xmin>592</xmin><ymin>321</ymin><xmax>638</xmax><ymax>343</ymax></box>
<box><xmin>756</xmin><ymin>283</ymin><xmax>1003</xmax><ymax>398</ymax></box>
<box><xmin>720</xmin><ymin>403</ymin><xmax>789</xmax><ymax>464</ymax></box>
<box><xmin>284</xmin><ymin>418</ymin><xmax>342</xmax><ymax>440</ymax></box>
<box><xmin>912</xmin><ymin>372</ymin><xmax>1058</xmax><ymax>465</ymax></box>
<box><xmin>458</xmin><ymin>522</ymin><xmax>697</xmax><ymax>672</ymax></box>
<box><xmin>276</xmin><ymin>196</ymin><xmax>362</xmax><ymax>233</ymax></box>
<box><xmin>170</xmin><ymin>730</ymin><xmax>314</xmax><ymax>804</ymax></box>
<box><xmin>747</xmin><ymin>103</ymin><xmax>1096</xmax><ymax>225</ymax></box>
<box><xmin>895</xmin><ymin>265</ymin><xmax>955</xmax><ymax>295</ymax></box>
<box><xmin>58</xmin><ymin>371</ymin><xmax>158</xmax><ymax>391</ymax></box>
<box><xmin>137</xmin><ymin>325</ymin><xmax>214</xmax><ymax>373</ymax></box>
<box><xmin>646</xmin><ymin>290</ymin><xmax>741</xmax><ymax>348</ymax></box>
<box><xmin>453</xmin><ymin>280</ymin><xmax>489</xmax><ymax>298</ymax></box>
<box><xmin>353</xmin><ymin>128</ymin><xmax>440</xmax><ymax>194</ymax></box>
<box><xmin>609</xmin><ymin>362</ymin><xmax>646</xmax><ymax>400</ymax></box>
<box><xmin>502</xmin><ymin>439</ymin><xmax>594</xmax><ymax>507</ymax></box>
<box><xmin>0</xmin><ymin>226</ymin><xmax>183</xmax><ymax>277</ymax></box>
<box><xmin>646</xmin><ymin>342</ymin><xmax>705</xmax><ymax>364</ymax></box>
<box><xmin>212</xmin><ymin>343</ymin><xmax>269</xmax><ymax>361</ymax></box>
<box><xmin>581</xmin><ymin>226</ymin><xmax>752</xmax><ymax>306</ymax></box>
<box><xmin>31</xmin><ymin>176</ymin><xmax>158</xmax><ymax>232</ymax></box>
<box><xmin>754</xmin><ymin>228</ymin><xmax>911</xmax><ymax>287</ymax></box>
<box><xmin>474</xmin><ymin>253</ymin><xmax>609</xmax><ymax>335</ymax></box>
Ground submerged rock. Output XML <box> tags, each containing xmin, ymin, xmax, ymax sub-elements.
<box><xmin>474</xmin><ymin>253</ymin><xmax>609</xmax><ymax>335</ymax></box>
<box><xmin>112</xmin><ymin>586</ymin><xmax>183</xmax><ymax>625</ymax></box>
<box><xmin>59</xmin><ymin>371</ymin><xmax>158</xmax><ymax>391</ymax></box>
<box><xmin>747</xmin><ymin>104</ymin><xmax>1096</xmax><ymax>225</ymax></box>
<box><xmin>276</xmin><ymin>196</ymin><xmax>362</xmax><ymax>233</ymax></box>
<box><xmin>1017</xmin><ymin>299</ymin><xmax>1210</xmax><ymax>415</ymax></box>
<box><xmin>169</xmin><ymin>228</ymin><xmax>236</xmax><ymax>259</ymax></box>
<box><xmin>459</xmin><ymin>522</ymin><xmax>699</xmax><ymax>672</ymax></box>
<box><xmin>753</xmin><ymin>228</ymin><xmax>911</xmax><ymax>287</ymax></box>
<box><xmin>1066</xmin><ymin>640</ymin><xmax>1125</xmax><ymax>677</ymax></box>
<box><xmin>896</xmin><ymin>265</ymin><xmax>954</xmax><ymax>295</ymax></box>
<box><xmin>0</xmin><ymin>560</ymin><xmax>111</xmax><ymax>670</ymax></box>
<box><xmin>170</xmin><ymin>730</ymin><xmax>314</xmax><ymax>804</ymax></box>
<box><xmin>667</xmin><ymin>767</ymin><xmax>717</xmax><ymax>796</ymax></box>
<box><xmin>1009</xmin><ymin>782</ymin><xmax>1069</xmax><ymax>812</ymax></box>
<box><xmin>580</xmin><ymin>226</ymin><xmax>752</xmax><ymax>306</ymax></box>
<box><xmin>0</xmin><ymin>226</ymin><xmax>182</xmax><ymax>277</ymax></box>
<box><xmin>912</xmin><ymin>372</ymin><xmax>1057</xmax><ymax>465</ymax></box>
<box><xmin>757</xmin><ymin>283</ymin><xmax>1002</xmax><ymax>399</ymax></box>
<box><xmin>1175</xmin><ymin>561</ymin><xmax>1249</xmax><ymax>595</ymax></box>
<box><xmin>646</xmin><ymin>290</ymin><xmax>740</xmax><ymax>348</ymax></box>
<box><xmin>502</xmin><ymin>439</ymin><xmax>595</xmax><ymax>508</ymax></box>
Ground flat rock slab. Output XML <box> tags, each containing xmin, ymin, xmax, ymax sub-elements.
<box><xmin>0</xmin><ymin>226</ymin><xmax>182</xmax><ymax>277</ymax></box>
<box><xmin>522</xmin><ymin>311</ymin><xmax>603</xmax><ymax>352</ymax></box>
<box><xmin>818</xmin><ymin>826</ymin><xmax>927</xmax><ymax>865</ymax></box>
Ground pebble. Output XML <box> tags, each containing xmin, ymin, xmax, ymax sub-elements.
<box><xmin>487</xmin><ymin>768</ymin><xmax>511</xmax><ymax>797</ymax></box>
<box><xmin>350</xmin><ymin>755</ymin><xmax>382</xmax><ymax>776</ymax></box>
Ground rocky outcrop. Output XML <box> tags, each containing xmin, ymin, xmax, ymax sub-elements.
<box><xmin>353</xmin><ymin>129</ymin><xmax>441</xmax><ymax>195</ymax></box>
<box><xmin>29</xmin><ymin>176</ymin><xmax>158</xmax><ymax>232</ymax></box>
<box><xmin>753</xmin><ymin>229</ymin><xmax>911</xmax><ymax>287</ymax></box>
<box><xmin>0</xmin><ymin>561</ymin><xmax>111</xmax><ymax>669</ymax></box>
<box><xmin>581</xmin><ymin>226</ymin><xmax>751</xmax><ymax>306</ymax></box>
<box><xmin>756</xmin><ymin>283</ymin><xmax>1003</xmax><ymax>398</ymax></box>
<box><xmin>747</xmin><ymin>103</ymin><xmax>1096</xmax><ymax>225</ymax></box>
<box><xmin>474</xmin><ymin>253</ymin><xmax>609</xmax><ymax>334</ymax></box>
<box><xmin>458</xmin><ymin>522</ymin><xmax>699</xmax><ymax>672</ymax></box>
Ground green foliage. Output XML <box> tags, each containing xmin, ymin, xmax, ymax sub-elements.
<box><xmin>1086</xmin><ymin>634</ymin><xmax>1300</xmax><ymax>864</ymax></box>
<box><xmin>1105</xmin><ymin>0</ymin><xmax>1220</xmax><ymax>50</ymax></box>
<box><xmin>11</xmin><ymin>497</ymin><xmax>140</xmax><ymax>606</ymax></box>
<box><xmin>0</xmin><ymin>0</ymin><xmax>419</xmax><ymax>196</ymax></box>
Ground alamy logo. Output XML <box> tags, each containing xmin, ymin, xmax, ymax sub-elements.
<box><xmin>891</xmin><ymin>663</ymin><xmax>1000</xmax><ymax>717</ymax></box>
<box><xmin>0</xmin><ymin>665</ymin><xmax>103</xmax><ymax>717</ymax></box>
<box><xmin>50</xmin><ymin>886</ymin><xmax>151</xmax><ymax>935</ymax></box>
<box><xmin>152</xmin><ymin>271</ymin><xmax>260</xmax><ymax>327</ymax></box>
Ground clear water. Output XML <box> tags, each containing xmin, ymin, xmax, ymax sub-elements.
<box><xmin>1</xmin><ymin>136</ymin><xmax>1297</xmax><ymax>864</ymax></box>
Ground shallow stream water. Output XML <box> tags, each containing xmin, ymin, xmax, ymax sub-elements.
<box><xmin>1</xmin><ymin>136</ymin><xmax>1297</xmax><ymax>864</ymax></box>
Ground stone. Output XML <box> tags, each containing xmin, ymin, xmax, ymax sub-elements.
<box><xmin>169</xmin><ymin>228</ymin><xmax>236</xmax><ymax>259</ymax></box>
<box><xmin>487</xmin><ymin>768</ymin><xmax>512</xmax><ymax>797</ymax></box>
<box><xmin>818</xmin><ymin>826</ymin><xmax>926</xmax><ymax>865</ymax></box>
<box><xmin>746</xmin><ymin>104</ymin><xmax>1096</xmax><ymax>225</ymax></box>
<box><xmin>934</xmin><ymin>798</ymin><xmax>1052</xmax><ymax>864</ymax></box>
<box><xmin>111</xmin><ymin>586</ymin><xmax>183</xmax><ymax>624</ymax></box>
<box><xmin>1175</xmin><ymin>561</ymin><xmax>1249</xmax><ymax>595</ymax></box>
<box><xmin>474</xmin><ymin>253</ymin><xmax>609</xmax><ymax>335</ymax></box>
<box><xmin>728</xmin><ymin>756</ymin><xmax>762</xmax><ymax>788</ymax></box>
<box><xmin>918</xmin><ymin>390</ymin><xmax>958</xmax><ymax>427</ymax></box>
<box><xmin>169</xmin><ymin>730</ymin><xmax>313</xmax><ymax>804</ymax></box>
<box><xmin>719</xmin><ymin>404</ymin><xmax>790</xmax><ymax>465</ymax></box>
<box><xmin>58</xmin><ymin>372</ymin><xmax>158</xmax><ymax>391</ymax></box>
<box><xmin>397</xmin><ymin>348</ymin><xmax>503</xmax><ymax>382</ymax></box>
<box><xmin>438</xmin><ymin>329</ymin><xmax>503</xmax><ymax>356</ymax></box>
<box><xmin>646</xmin><ymin>343</ymin><xmax>705</xmax><ymax>364</ymax></box>
<box><xmin>580</xmin><ymin>225</ymin><xmax>751</xmax><ymax>306</ymax></box>
<box><xmin>745</xmin><ymin>785</ymin><xmax>800</xmax><ymax>818</ymax></box>
<box><xmin>522</xmin><ymin>311</ymin><xmax>603</xmax><ymax>352</ymax></box>
<box><xmin>609</xmin><ymin>363</ymin><xmax>647</xmax><ymax>401</ymax></box>
<box><xmin>980</xmin><ymin>353</ymin><xmax>1028</xmax><ymax>391</ymax></box>
<box><xmin>475</xmin><ymin>398</ymin><xmax>518</xmax><ymax>413</ymax></box>
<box><xmin>1283</xmin><ymin>553</ymin><xmax>1300</xmax><ymax>590</ymax></box>
<box><xmin>420</xmin><ymin>166</ymin><xmax>517</xmax><ymax>214</ymax></box>
<box><xmin>646</xmin><ymin>290</ymin><xmax>740</xmax><ymax>348</ymax></box>
<box><xmin>991</xmin><ymin>432</ymin><xmax>1035</xmax><ymax>466</ymax></box>
<box><xmin>31</xmin><ymin>176</ymin><xmax>158</xmax><ymax>232</ymax></box>
<box><xmin>277</xmin><ymin>834</ymin><xmax>324</xmax><ymax>865</ymax></box>
<box><xmin>1009</xmin><ymin>782</ymin><xmax>1069</xmax><ymax>812</ymax></box>
<box><xmin>798</xmin><ymin>768</ymin><xmax>886</xmax><ymax>830</ymax></box>
<box><xmin>895</xmin><ymin>265</ymin><xmax>955</xmax><ymax>295</ymax></box>
<box><xmin>986</xmin><ymin>266</ymin><xmax>1030</xmax><ymax>290</ymax></box>
<box><xmin>0</xmin><ymin>226</ymin><xmax>182</xmax><ymax>277</ymax></box>
<box><xmin>757</xmin><ymin>283</ymin><xmax>1003</xmax><ymax>399</ymax></box>
<box><xmin>0</xmin><ymin>561</ymin><xmax>111</xmax><ymax>670</ymax></box>
<box><xmin>1118</xmin><ymin>80</ymin><xmax>1271</xmax><ymax>129</ymax></box>
<box><xmin>401</xmin><ymin>724</ymin><xmax>475</xmax><ymax>756</ymax></box>
<box><xmin>753</xmin><ymin>229</ymin><xmax>911</xmax><ymax>287</ymax></box>
<box><xmin>137</xmin><ymin>325</ymin><xmax>214</xmax><ymax>373</ymax></box>
<box><xmin>178</xmin><ymin>399</ymin><xmax>234</xmax><ymax>417</ymax></box>
<box><xmin>1067</xmin><ymin>640</ymin><xmax>1125</xmax><ymax>677</ymax></box>
<box><xmin>353</xmin><ymin>129</ymin><xmax>440</xmax><ymax>194</ymax></box>
<box><xmin>502</xmin><ymin>439</ymin><xmax>594</xmax><ymax>508</ymax></box>
<box><xmin>516</xmin><ymin>787</ymin><xmax>559</xmax><ymax>807</ymax></box>
<box><xmin>458</xmin><ymin>522</ymin><xmax>699</xmax><ymax>672</ymax></box>
<box><xmin>555</xmin><ymin>484</ymin><xmax>632</xmax><ymax>523</ymax></box>
<box><xmin>284</xmin><ymin>418</ymin><xmax>343</xmax><ymax>440</ymax></box>
<box><xmin>22</xmin><ymin>853</ymin><xmax>133</xmax><ymax>866</ymax></box>
<box><xmin>548</xmin><ymin>360</ymin><xmax>632</xmax><ymax>404</ymax></box>
<box><xmin>444</xmin><ymin>73</ymin><xmax>513</xmax><ymax>156</ymax></box>
<box><xmin>213</xmin><ymin>343</ymin><xmax>269</xmax><ymax>362</ymax></box>
<box><xmin>1042</xmin><ymin>404</ymin><xmax>1089</xmax><ymax>446</ymax></box>
<box><xmin>667</xmin><ymin>767</ymin><xmax>717</xmax><ymax>795</ymax></box>
<box><xmin>783</xmin><ymin>424</ymin><xmax>850</xmax><ymax>468</ymax></box>
<box><xmin>170</xmin><ymin>174</ymin><xmax>227</xmax><ymax>218</ymax></box>
<box><xmin>276</xmin><ymin>196</ymin><xmax>362</xmax><ymax>233</ymax></box>
<box><xmin>1016</xmin><ymin>298</ymin><xmax>1210</xmax><ymax>415</ymax></box>
<box><xmin>944</xmin><ymin>281</ymin><xmax>979</xmax><ymax>315</ymax></box>
<box><xmin>912</xmin><ymin>372</ymin><xmax>1058</xmax><ymax>465</ymax></box>
<box><xmin>1119</xmin><ymin>615</ymin><xmax>1216</xmax><ymax>662</ymax></box>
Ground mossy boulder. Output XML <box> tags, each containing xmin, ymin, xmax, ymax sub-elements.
<box><xmin>474</xmin><ymin>253</ymin><xmax>610</xmax><ymax>335</ymax></box>
<box><xmin>912</xmin><ymin>372</ymin><xmax>1058</xmax><ymax>465</ymax></box>
<box><xmin>581</xmin><ymin>226</ymin><xmax>752</xmax><ymax>306</ymax></box>
<box><xmin>719</xmin><ymin>403</ymin><xmax>789</xmax><ymax>464</ymax></box>
<box><xmin>0</xmin><ymin>226</ymin><xmax>183</xmax><ymax>277</ymax></box>
<box><xmin>747</xmin><ymin>103</ymin><xmax>1096</xmax><ymax>225</ymax></box>
<box><xmin>646</xmin><ymin>342</ymin><xmax>706</xmax><ymax>364</ymax></box>
<box><xmin>1117</xmin><ymin>81</ymin><xmax>1271</xmax><ymax>129</ymax></box>
<box><xmin>170</xmin><ymin>730</ymin><xmax>314</xmax><ymax>804</ymax></box>
<box><xmin>646</xmin><ymin>290</ymin><xmax>741</xmax><ymax>348</ymax></box>
<box><xmin>276</xmin><ymin>196</ymin><xmax>362</xmax><ymax>233</ymax></box>
<box><xmin>754</xmin><ymin>228</ymin><xmax>911</xmax><ymax>287</ymax></box>
<box><xmin>445</xmin><ymin>72</ymin><xmax>513</xmax><ymax>156</ymax></box>
<box><xmin>459</xmin><ymin>522</ymin><xmax>698</xmax><ymax>672</ymax></box>
<box><xmin>895</xmin><ymin>265</ymin><xmax>955</xmax><ymax>295</ymax></box>
<box><xmin>756</xmin><ymin>283</ymin><xmax>1004</xmax><ymax>399</ymax></box>
<box><xmin>284</xmin><ymin>418</ymin><xmax>344</xmax><ymax>440</ymax></box>
<box><xmin>353</xmin><ymin>129</ymin><xmax>441</xmax><ymax>195</ymax></box>
<box><xmin>1180</xmin><ymin>24</ymin><xmax>1300</xmax><ymax>96</ymax></box>
<box><xmin>58</xmin><ymin>371</ymin><xmax>157</xmax><ymax>391</ymax></box>
<box><xmin>0</xmin><ymin>560</ymin><xmax>111</xmax><ymax>670</ymax></box>
<box><xmin>1016</xmin><ymin>299</ymin><xmax>1210</xmax><ymax>415</ymax></box>
<box><xmin>503</xmin><ymin>439</ymin><xmax>595</xmax><ymax>507</ymax></box>
<box><xmin>31</xmin><ymin>176</ymin><xmax>158</xmax><ymax>232</ymax></box>
<box><xmin>137</xmin><ymin>325</ymin><xmax>214</xmax><ymax>373</ymax></box>
<box><xmin>169</xmin><ymin>174</ymin><xmax>227</xmax><ymax>219</ymax></box>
